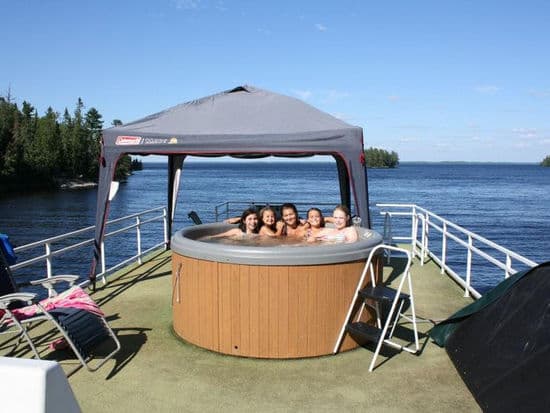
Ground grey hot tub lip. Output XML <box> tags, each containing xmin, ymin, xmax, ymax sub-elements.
<box><xmin>171</xmin><ymin>222</ymin><xmax>383</xmax><ymax>266</ymax></box>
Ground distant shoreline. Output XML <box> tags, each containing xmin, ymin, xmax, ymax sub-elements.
<box><xmin>138</xmin><ymin>159</ymin><xmax>540</xmax><ymax>166</ymax></box>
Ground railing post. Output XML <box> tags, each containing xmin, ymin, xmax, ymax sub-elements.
<box><xmin>45</xmin><ymin>242</ymin><xmax>54</xmax><ymax>297</ymax></box>
<box><xmin>101</xmin><ymin>239</ymin><xmax>106</xmax><ymax>276</ymax></box>
<box><xmin>98</xmin><ymin>239</ymin><xmax>107</xmax><ymax>285</ymax></box>
<box><xmin>465</xmin><ymin>235</ymin><xmax>473</xmax><ymax>297</ymax></box>
<box><xmin>136</xmin><ymin>216</ymin><xmax>142</xmax><ymax>265</ymax></box>
<box><xmin>163</xmin><ymin>207</ymin><xmax>168</xmax><ymax>250</ymax></box>
<box><xmin>45</xmin><ymin>242</ymin><xmax>52</xmax><ymax>279</ymax></box>
<box><xmin>411</xmin><ymin>214</ymin><xmax>418</xmax><ymax>258</ymax></box>
<box><xmin>419</xmin><ymin>215</ymin><xmax>426</xmax><ymax>266</ymax></box>
<box><xmin>424</xmin><ymin>214</ymin><xmax>430</xmax><ymax>260</ymax></box>
<box><xmin>383</xmin><ymin>212</ymin><xmax>392</xmax><ymax>244</ymax></box>
<box><xmin>411</xmin><ymin>206</ymin><xmax>417</xmax><ymax>254</ymax></box>
<box><xmin>441</xmin><ymin>222</ymin><xmax>447</xmax><ymax>274</ymax></box>
<box><xmin>505</xmin><ymin>254</ymin><xmax>512</xmax><ymax>279</ymax></box>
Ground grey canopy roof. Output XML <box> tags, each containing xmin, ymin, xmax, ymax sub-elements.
<box><xmin>101</xmin><ymin>85</ymin><xmax>364</xmax><ymax>155</ymax></box>
<box><xmin>91</xmin><ymin>85</ymin><xmax>371</xmax><ymax>280</ymax></box>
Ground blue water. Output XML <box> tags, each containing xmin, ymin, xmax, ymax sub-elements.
<box><xmin>1</xmin><ymin>161</ymin><xmax>549</xmax><ymax>293</ymax></box>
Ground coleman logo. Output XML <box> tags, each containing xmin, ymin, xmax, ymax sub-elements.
<box><xmin>116</xmin><ymin>136</ymin><xmax>142</xmax><ymax>145</ymax></box>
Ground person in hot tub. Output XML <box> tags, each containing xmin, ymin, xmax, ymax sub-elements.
<box><xmin>279</xmin><ymin>203</ymin><xmax>309</xmax><ymax>238</ymax></box>
<box><xmin>314</xmin><ymin>205</ymin><xmax>358</xmax><ymax>243</ymax></box>
<box><xmin>258</xmin><ymin>206</ymin><xmax>285</xmax><ymax>237</ymax></box>
<box><xmin>212</xmin><ymin>208</ymin><xmax>259</xmax><ymax>238</ymax></box>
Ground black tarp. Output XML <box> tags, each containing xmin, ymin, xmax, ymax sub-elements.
<box><xmin>430</xmin><ymin>262</ymin><xmax>550</xmax><ymax>412</ymax></box>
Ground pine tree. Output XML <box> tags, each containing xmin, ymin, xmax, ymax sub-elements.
<box><xmin>84</xmin><ymin>107</ymin><xmax>103</xmax><ymax>179</ymax></box>
<box><xmin>0</xmin><ymin>98</ymin><xmax>18</xmax><ymax>177</ymax></box>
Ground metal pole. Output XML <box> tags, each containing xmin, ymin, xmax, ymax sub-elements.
<box><xmin>505</xmin><ymin>254</ymin><xmax>512</xmax><ymax>279</ymax></box>
<box><xmin>136</xmin><ymin>216</ymin><xmax>142</xmax><ymax>265</ymax></box>
<box><xmin>45</xmin><ymin>242</ymin><xmax>53</xmax><ymax>297</ymax></box>
<box><xmin>163</xmin><ymin>208</ymin><xmax>168</xmax><ymax>250</ymax></box>
<box><xmin>465</xmin><ymin>235</ymin><xmax>473</xmax><ymax>297</ymax></box>
<box><xmin>441</xmin><ymin>222</ymin><xmax>447</xmax><ymax>274</ymax></box>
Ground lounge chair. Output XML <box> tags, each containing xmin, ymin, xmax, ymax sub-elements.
<box><xmin>0</xmin><ymin>235</ymin><xmax>121</xmax><ymax>374</ymax></box>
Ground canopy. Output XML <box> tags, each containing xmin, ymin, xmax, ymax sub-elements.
<box><xmin>91</xmin><ymin>85</ymin><xmax>371</xmax><ymax>280</ymax></box>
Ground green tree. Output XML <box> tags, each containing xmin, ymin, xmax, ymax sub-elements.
<box><xmin>31</xmin><ymin>107</ymin><xmax>61</xmax><ymax>175</ymax></box>
<box><xmin>364</xmin><ymin>147</ymin><xmax>399</xmax><ymax>168</ymax></box>
<box><xmin>0</xmin><ymin>93</ymin><xmax>141</xmax><ymax>193</ymax></box>
<box><xmin>59</xmin><ymin>108</ymin><xmax>74</xmax><ymax>175</ymax></box>
<box><xmin>0</xmin><ymin>97</ymin><xmax>19</xmax><ymax>177</ymax></box>
<box><xmin>84</xmin><ymin>107</ymin><xmax>103</xmax><ymax>179</ymax></box>
<box><xmin>541</xmin><ymin>155</ymin><xmax>550</xmax><ymax>167</ymax></box>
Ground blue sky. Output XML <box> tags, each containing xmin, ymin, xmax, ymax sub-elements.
<box><xmin>2</xmin><ymin>0</ymin><xmax>549</xmax><ymax>162</ymax></box>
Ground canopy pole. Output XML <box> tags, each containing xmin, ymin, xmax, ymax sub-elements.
<box><xmin>334</xmin><ymin>155</ymin><xmax>351</xmax><ymax>212</ymax></box>
<box><xmin>167</xmin><ymin>155</ymin><xmax>186</xmax><ymax>248</ymax></box>
<box><xmin>89</xmin><ymin>152</ymin><xmax>118</xmax><ymax>288</ymax></box>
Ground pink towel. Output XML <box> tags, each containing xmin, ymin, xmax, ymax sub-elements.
<box><xmin>8</xmin><ymin>286</ymin><xmax>104</xmax><ymax>320</ymax></box>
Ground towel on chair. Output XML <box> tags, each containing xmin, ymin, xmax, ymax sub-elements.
<box><xmin>6</xmin><ymin>286</ymin><xmax>104</xmax><ymax>320</ymax></box>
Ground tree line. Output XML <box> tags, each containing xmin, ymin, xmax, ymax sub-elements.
<box><xmin>541</xmin><ymin>155</ymin><xmax>550</xmax><ymax>167</ymax></box>
<box><xmin>364</xmin><ymin>147</ymin><xmax>399</xmax><ymax>168</ymax></box>
<box><xmin>0</xmin><ymin>95</ymin><xmax>140</xmax><ymax>193</ymax></box>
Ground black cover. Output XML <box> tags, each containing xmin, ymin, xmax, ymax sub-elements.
<box><xmin>49</xmin><ymin>307</ymin><xmax>109</xmax><ymax>359</ymax></box>
<box><xmin>435</xmin><ymin>262</ymin><xmax>550</xmax><ymax>412</ymax></box>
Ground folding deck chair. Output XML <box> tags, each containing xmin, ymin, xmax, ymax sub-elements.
<box><xmin>0</xmin><ymin>234</ymin><xmax>121</xmax><ymax>374</ymax></box>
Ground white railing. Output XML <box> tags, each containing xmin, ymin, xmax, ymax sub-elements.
<box><xmin>11</xmin><ymin>206</ymin><xmax>168</xmax><ymax>290</ymax></box>
<box><xmin>376</xmin><ymin>203</ymin><xmax>538</xmax><ymax>299</ymax></box>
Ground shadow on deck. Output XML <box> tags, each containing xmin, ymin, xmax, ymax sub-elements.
<box><xmin>1</xmin><ymin>249</ymin><xmax>480</xmax><ymax>412</ymax></box>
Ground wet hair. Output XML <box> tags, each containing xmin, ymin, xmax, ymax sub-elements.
<box><xmin>307</xmin><ymin>207</ymin><xmax>325</xmax><ymax>227</ymax></box>
<box><xmin>333</xmin><ymin>204</ymin><xmax>351</xmax><ymax>226</ymax></box>
<box><xmin>280</xmin><ymin>203</ymin><xmax>300</xmax><ymax>220</ymax></box>
<box><xmin>238</xmin><ymin>208</ymin><xmax>259</xmax><ymax>233</ymax></box>
<box><xmin>259</xmin><ymin>206</ymin><xmax>278</xmax><ymax>231</ymax></box>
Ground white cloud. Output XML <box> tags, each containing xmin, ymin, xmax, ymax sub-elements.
<box><xmin>513</xmin><ymin>128</ymin><xmax>538</xmax><ymax>139</ymax></box>
<box><xmin>173</xmin><ymin>0</ymin><xmax>201</xmax><ymax>10</ymax></box>
<box><xmin>512</xmin><ymin>141</ymin><xmax>532</xmax><ymax>148</ymax></box>
<box><xmin>387</xmin><ymin>95</ymin><xmax>401</xmax><ymax>102</ymax></box>
<box><xmin>320</xmin><ymin>89</ymin><xmax>350</xmax><ymax>103</ymax></box>
<box><xmin>331</xmin><ymin>112</ymin><xmax>355</xmax><ymax>122</ymax></box>
<box><xmin>474</xmin><ymin>85</ymin><xmax>500</xmax><ymax>94</ymax></box>
<box><xmin>315</xmin><ymin>23</ymin><xmax>327</xmax><ymax>32</ymax></box>
<box><xmin>292</xmin><ymin>88</ymin><xmax>350</xmax><ymax>105</ymax></box>
<box><xmin>292</xmin><ymin>89</ymin><xmax>312</xmax><ymax>100</ymax></box>
<box><xmin>215</xmin><ymin>1</ymin><xmax>227</xmax><ymax>12</ymax></box>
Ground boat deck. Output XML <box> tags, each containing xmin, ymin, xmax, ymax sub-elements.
<box><xmin>2</xmin><ymin>249</ymin><xmax>481</xmax><ymax>412</ymax></box>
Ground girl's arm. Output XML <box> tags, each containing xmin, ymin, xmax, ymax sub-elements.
<box><xmin>209</xmin><ymin>228</ymin><xmax>242</xmax><ymax>239</ymax></box>
<box><xmin>344</xmin><ymin>227</ymin><xmax>358</xmax><ymax>243</ymax></box>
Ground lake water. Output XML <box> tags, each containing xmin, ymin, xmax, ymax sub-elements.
<box><xmin>1</xmin><ymin>160</ymin><xmax>549</xmax><ymax>293</ymax></box>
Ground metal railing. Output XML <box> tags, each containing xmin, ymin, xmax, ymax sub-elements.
<box><xmin>376</xmin><ymin>203</ymin><xmax>538</xmax><ymax>299</ymax></box>
<box><xmin>11</xmin><ymin>206</ymin><xmax>168</xmax><ymax>290</ymax></box>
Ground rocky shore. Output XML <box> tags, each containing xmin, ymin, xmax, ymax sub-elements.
<box><xmin>58</xmin><ymin>179</ymin><xmax>98</xmax><ymax>190</ymax></box>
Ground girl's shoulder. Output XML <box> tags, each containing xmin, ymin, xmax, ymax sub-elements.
<box><xmin>259</xmin><ymin>226</ymin><xmax>274</xmax><ymax>236</ymax></box>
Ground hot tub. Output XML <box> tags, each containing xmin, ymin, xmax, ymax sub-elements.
<box><xmin>171</xmin><ymin>223</ymin><xmax>383</xmax><ymax>358</ymax></box>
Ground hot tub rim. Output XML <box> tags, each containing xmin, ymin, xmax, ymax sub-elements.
<box><xmin>171</xmin><ymin>223</ymin><xmax>384</xmax><ymax>266</ymax></box>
